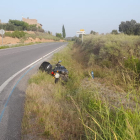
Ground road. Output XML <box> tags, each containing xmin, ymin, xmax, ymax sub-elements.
<box><xmin>0</xmin><ymin>42</ymin><xmax>67</xmax><ymax>140</ymax></box>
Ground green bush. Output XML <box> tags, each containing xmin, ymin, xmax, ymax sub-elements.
<box><xmin>125</xmin><ymin>56</ymin><xmax>140</xmax><ymax>73</ymax></box>
<box><xmin>75</xmin><ymin>34</ymin><xmax>140</xmax><ymax>68</ymax></box>
<box><xmin>9</xmin><ymin>20</ymin><xmax>28</xmax><ymax>30</ymax></box>
<box><xmin>5</xmin><ymin>31</ymin><xmax>26</xmax><ymax>38</ymax></box>
<box><xmin>73</xmin><ymin>34</ymin><xmax>140</xmax><ymax>91</ymax></box>
<box><xmin>0</xmin><ymin>20</ymin><xmax>45</xmax><ymax>32</ymax></box>
<box><xmin>0</xmin><ymin>46</ymin><xmax>9</xmax><ymax>49</ymax></box>
<box><xmin>0</xmin><ymin>23</ymin><xmax>23</xmax><ymax>31</ymax></box>
<box><xmin>56</xmin><ymin>33</ymin><xmax>62</xmax><ymax>38</ymax></box>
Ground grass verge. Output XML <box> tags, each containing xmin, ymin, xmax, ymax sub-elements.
<box><xmin>0</xmin><ymin>42</ymin><xmax>42</xmax><ymax>49</ymax></box>
<box><xmin>0</xmin><ymin>46</ymin><xmax>9</xmax><ymax>49</ymax></box>
<box><xmin>22</xmin><ymin>41</ymin><xmax>140</xmax><ymax>140</ymax></box>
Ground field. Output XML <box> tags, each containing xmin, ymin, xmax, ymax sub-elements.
<box><xmin>22</xmin><ymin>34</ymin><xmax>140</xmax><ymax>140</ymax></box>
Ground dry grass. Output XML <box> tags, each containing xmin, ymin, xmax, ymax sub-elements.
<box><xmin>22</xmin><ymin>41</ymin><xmax>140</xmax><ymax>140</ymax></box>
<box><xmin>21</xmin><ymin>32</ymin><xmax>60</xmax><ymax>42</ymax></box>
<box><xmin>22</xmin><ymin>45</ymin><xmax>86</xmax><ymax>139</ymax></box>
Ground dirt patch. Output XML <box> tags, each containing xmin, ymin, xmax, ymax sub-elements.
<box><xmin>0</xmin><ymin>36</ymin><xmax>20</xmax><ymax>45</ymax></box>
<box><xmin>24</xmin><ymin>37</ymin><xmax>54</xmax><ymax>43</ymax></box>
<box><xmin>60</xmin><ymin>40</ymin><xmax>65</xmax><ymax>42</ymax></box>
<box><xmin>0</xmin><ymin>37</ymin><xmax>56</xmax><ymax>46</ymax></box>
<box><xmin>6</xmin><ymin>31</ymin><xmax>35</xmax><ymax>34</ymax></box>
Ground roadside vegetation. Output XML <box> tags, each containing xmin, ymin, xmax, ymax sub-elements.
<box><xmin>22</xmin><ymin>34</ymin><xmax>140</xmax><ymax>140</ymax></box>
<box><xmin>4</xmin><ymin>31</ymin><xmax>60</xmax><ymax>41</ymax></box>
<box><xmin>0</xmin><ymin>45</ymin><xmax>9</xmax><ymax>49</ymax></box>
<box><xmin>23</xmin><ymin>32</ymin><xmax>60</xmax><ymax>41</ymax></box>
<box><xmin>0</xmin><ymin>42</ymin><xmax>42</xmax><ymax>49</ymax></box>
<box><xmin>5</xmin><ymin>31</ymin><xmax>26</xmax><ymax>38</ymax></box>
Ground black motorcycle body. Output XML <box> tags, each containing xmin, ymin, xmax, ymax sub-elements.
<box><xmin>39</xmin><ymin>61</ymin><xmax>68</xmax><ymax>83</ymax></box>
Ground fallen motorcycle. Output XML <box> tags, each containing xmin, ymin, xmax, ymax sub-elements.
<box><xmin>39</xmin><ymin>60</ymin><xmax>69</xmax><ymax>83</ymax></box>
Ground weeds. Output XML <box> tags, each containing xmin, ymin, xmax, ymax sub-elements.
<box><xmin>74</xmin><ymin>34</ymin><xmax>140</xmax><ymax>92</ymax></box>
<box><xmin>0</xmin><ymin>42</ymin><xmax>43</xmax><ymax>50</ymax></box>
<box><xmin>0</xmin><ymin>46</ymin><xmax>9</xmax><ymax>49</ymax></box>
<box><xmin>5</xmin><ymin>31</ymin><xmax>26</xmax><ymax>38</ymax></box>
<box><xmin>22</xmin><ymin>37</ymin><xmax>140</xmax><ymax>140</ymax></box>
<box><xmin>22</xmin><ymin>32</ymin><xmax>60</xmax><ymax>42</ymax></box>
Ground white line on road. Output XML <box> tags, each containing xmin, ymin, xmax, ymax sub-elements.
<box><xmin>0</xmin><ymin>44</ymin><xmax>66</xmax><ymax>93</ymax></box>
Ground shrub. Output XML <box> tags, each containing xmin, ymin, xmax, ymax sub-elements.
<box><xmin>75</xmin><ymin>34</ymin><xmax>140</xmax><ymax>68</ymax></box>
<box><xmin>56</xmin><ymin>33</ymin><xmax>62</xmax><ymax>38</ymax></box>
<box><xmin>125</xmin><ymin>56</ymin><xmax>140</xmax><ymax>73</ymax></box>
<box><xmin>0</xmin><ymin>20</ymin><xmax>45</xmax><ymax>32</ymax></box>
<box><xmin>73</xmin><ymin>34</ymin><xmax>140</xmax><ymax>91</ymax></box>
<box><xmin>5</xmin><ymin>31</ymin><xmax>26</xmax><ymax>38</ymax></box>
<box><xmin>9</xmin><ymin>20</ymin><xmax>28</xmax><ymax>30</ymax></box>
<box><xmin>0</xmin><ymin>23</ymin><xmax>23</xmax><ymax>31</ymax></box>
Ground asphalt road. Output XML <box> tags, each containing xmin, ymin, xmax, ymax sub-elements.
<box><xmin>0</xmin><ymin>42</ymin><xmax>67</xmax><ymax>140</ymax></box>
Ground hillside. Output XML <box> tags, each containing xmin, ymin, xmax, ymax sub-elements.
<box><xmin>0</xmin><ymin>31</ymin><xmax>63</xmax><ymax>46</ymax></box>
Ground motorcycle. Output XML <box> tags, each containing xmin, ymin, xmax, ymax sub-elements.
<box><xmin>39</xmin><ymin>60</ymin><xmax>69</xmax><ymax>83</ymax></box>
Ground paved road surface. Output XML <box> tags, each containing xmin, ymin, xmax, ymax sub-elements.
<box><xmin>0</xmin><ymin>42</ymin><xmax>67</xmax><ymax>140</ymax></box>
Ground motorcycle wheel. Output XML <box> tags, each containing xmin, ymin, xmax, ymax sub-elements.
<box><xmin>55</xmin><ymin>78</ymin><xmax>59</xmax><ymax>83</ymax></box>
<box><xmin>60</xmin><ymin>74</ymin><xmax>69</xmax><ymax>82</ymax></box>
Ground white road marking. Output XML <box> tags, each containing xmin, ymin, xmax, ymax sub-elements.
<box><xmin>0</xmin><ymin>44</ymin><xmax>66</xmax><ymax>93</ymax></box>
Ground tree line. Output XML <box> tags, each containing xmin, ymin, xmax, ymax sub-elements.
<box><xmin>0</xmin><ymin>20</ymin><xmax>44</xmax><ymax>32</ymax></box>
<box><xmin>90</xmin><ymin>19</ymin><xmax>140</xmax><ymax>36</ymax></box>
<box><xmin>111</xmin><ymin>19</ymin><xmax>140</xmax><ymax>35</ymax></box>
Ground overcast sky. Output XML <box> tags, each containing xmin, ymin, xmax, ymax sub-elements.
<box><xmin>0</xmin><ymin>0</ymin><xmax>140</xmax><ymax>37</ymax></box>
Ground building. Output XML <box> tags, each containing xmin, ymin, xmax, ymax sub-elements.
<box><xmin>22</xmin><ymin>17</ymin><xmax>42</xmax><ymax>28</ymax></box>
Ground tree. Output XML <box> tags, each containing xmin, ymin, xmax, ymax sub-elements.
<box><xmin>119</xmin><ymin>20</ymin><xmax>136</xmax><ymax>35</ymax></box>
<box><xmin>134</xmin><ymin>23</ymin><xmax>140</xmax><ymax>35</ymax></box>
<box><xmin>56</xmin><ymin>33</ymin><xmax>62</xmax><ymax>38</ymax></box>
<box><xmin>90</xmin><ymin>30</ymin><xmax>96</xmax><ymax>35</ymax></box>
<box><xmin>9</xmin><ymin>19</ymin><xmax>29</xmax><ymax>30</ymax></box>
<box><xmin>111</xmin><ymin>30</ymin><xmax>118</xmax><ymax>35</ymax></box>
<box><xmin>62</xmin><ymin>25</ymin><xmax>66</xmax><ymax>38</ymax></box>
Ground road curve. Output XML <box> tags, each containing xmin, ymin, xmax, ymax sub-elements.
<box><xmin>0</xmin><ymin>42</ymin><xmax>67</xmax><ymax>86</ymax></box>
<box><xmin>0</xmin><ymin>42</ymin><xmax>67</xmax><ymax>140</ymax></box>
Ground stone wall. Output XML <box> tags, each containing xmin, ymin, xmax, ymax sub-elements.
<box><xmin>22</xmin><ymin>18</ymin><xmax>42</xmax><ymax>28</ymax></box>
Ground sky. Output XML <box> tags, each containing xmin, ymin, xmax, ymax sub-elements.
<box><xmin>0</xmin><ymin>0</ymin><xmax>140</xmax><ymax>37</ymax></box>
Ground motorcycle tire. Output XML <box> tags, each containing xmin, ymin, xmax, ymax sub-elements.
<box><xmin>60</xmin><ymin>74</ymin><xmax>69</xmax><ymax>82</ymax></box>
<box><xmin>55</xmin><ymin>78</ymin><xmax>59</xmax><ymax>83</ymax></box>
